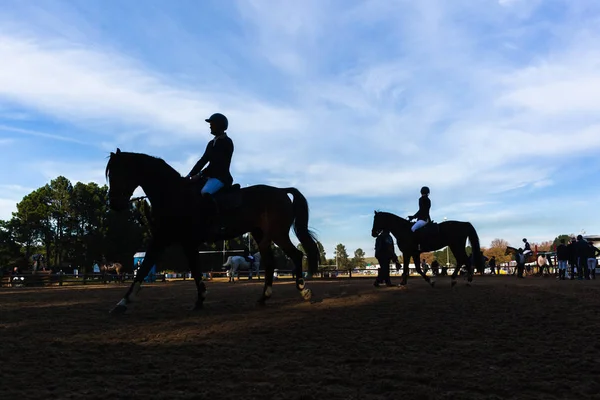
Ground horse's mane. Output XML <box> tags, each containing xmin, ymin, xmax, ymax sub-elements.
<box><xmin>375</xmin><ymin>211</ymin><xmax>411</xmax><ymax>224</ymax></box>
<box><xmin>106</xmin><ymin>151</ymin><xmax>182</xmax><ymax>182</ymax></box>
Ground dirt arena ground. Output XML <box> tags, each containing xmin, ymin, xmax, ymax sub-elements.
<box><xmin>1</xmin><ymin>275</ymin><xmax>600</xmax><ymax>400</ymax></box>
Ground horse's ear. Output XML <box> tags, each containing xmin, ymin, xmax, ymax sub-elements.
<box><xmin>116</xmin><ymin>148</ymin><xmax>121</xmax><ymax>154</ymax></box>
<box><xmin>374</xmin><ymin>210</ymin><xmax>378</xmax><ymax>215</ymax></box>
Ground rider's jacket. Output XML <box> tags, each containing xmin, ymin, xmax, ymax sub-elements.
<box><xmin>188</xmin><ymin>133</ymin><xmax>234</xmax><ymax>185</ymax></box>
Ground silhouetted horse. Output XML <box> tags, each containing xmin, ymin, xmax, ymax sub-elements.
<box><xmin>105</xmin><ymin>149</ymin><xmax>319</xmax><ymax>314</ymax></box>
<box><xmin>371</xmin><ymin>211</ymin><xmax>483</xmax><ymax>287</ymax></box>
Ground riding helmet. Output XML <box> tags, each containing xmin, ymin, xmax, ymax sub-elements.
<box><xmin>205</xmin><ymin>113</ymin><xmax>229</xmax><ymax>130</ymax></box>
<box><xmin>420</xmin><ymin>186</ymin><xmax>430</xmax><ymax>195</ymax></box>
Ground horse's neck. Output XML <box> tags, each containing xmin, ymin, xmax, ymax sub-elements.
<box><xmin>135</xmin><ymin>157</ymin><xmax>182</xmax><ymax>207</ymax></box>
<box><xmin>386</xmin><ymin>214</ymin><xmax>410</xmax><ymax>234</ymax></box>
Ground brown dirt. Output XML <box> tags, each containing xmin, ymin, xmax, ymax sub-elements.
<box><xmin>1</xmin><ymin>276</ymin><xmax>600</xmax><ymax>400</ymax></box>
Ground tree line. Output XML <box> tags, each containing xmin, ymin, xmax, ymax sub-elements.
<box><xmin>0</xmin><ymin>175</ymin><xmax>575</xmax><ymax>273</ymax></box>
<box><xmin>0</xmin><ymin>176</ymin><xmax>330</xmax><ymax>274</ymax></box>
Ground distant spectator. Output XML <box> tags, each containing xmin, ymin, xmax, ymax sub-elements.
<box><xmin>488</xmin><ymin>256</ymin><xmax>497</xmax><ymax>275</ymax></box>
<box><xmin>537</xmin><ymin>254</ymin><xmax>550</xmax><ymax>276</ymax></box>
<box><xmin>556</xmin><ymin>239</ymin><xmax>569</xmax><ymax>280</ymax></box>
<box><xmin>575</xmin><ymin>235</ymin><xmax>590</xmax><ymax>280</ymax></box>
<box><xmin>586</xmin><ymin>242</ymin><xmax>600</xmax><ymax>280</ymax></box>
<box><xmin>567</xmin><ymin>237</ymin><xmax>577</xmax><ymax>280</ymax></box>
<box><xmin>431</xmin><ymin>260</ymin><xmax>440</xmax><ymax>276</ymax></box>
<box><xmin>515</xmin><ymin>248</ymin><xmax>525</xmax><ymax>278</ymax></box>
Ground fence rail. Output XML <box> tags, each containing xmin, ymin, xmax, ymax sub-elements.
<box><xmin>0</xmin><ymin>272</ymin><xmax>166</xmax><ymax>288</ymax></box>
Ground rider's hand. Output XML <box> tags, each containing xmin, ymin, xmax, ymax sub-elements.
<box><xmin>189</xmin><ymin>174</ymin><xmax>202</xmax><ymax>182</ymax></box>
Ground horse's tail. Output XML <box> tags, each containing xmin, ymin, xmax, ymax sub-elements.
<box><xmin>467</xmin><ymin>223</ymin><xmax>483</xmax><ymax>272</ymax></box>
<box><xmin>284</xmin><ymin>187</ymin><xmax>320</xmax><ymax>275</ymax></box>
<box><xmin>222</xmin><ymin>256</ymin><xmax>233</xmax><ymax>268</ymax></box>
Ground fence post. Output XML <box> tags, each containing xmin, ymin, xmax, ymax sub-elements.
<box><xmin>59</xmin><ymin>272</ymin><xmax>63</xmax><ymax>286</ymax></box>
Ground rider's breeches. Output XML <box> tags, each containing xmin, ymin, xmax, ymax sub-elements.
<box><xmin>201</xmin><ymin>178</ymin><xmax>224</xmax><ymax>195</ymax></box>
<box><xmin>411</xmin><ymin>220</ymin><xmax>428</xmax><ymax>232</ymax></box>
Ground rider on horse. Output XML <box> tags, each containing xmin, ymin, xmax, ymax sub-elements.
<box><xmin>408</xmin><ymin>186</ymin><xmax>431</xmax><ymax>245</ymax></box>
<box><xmin>522</xmin><ymin>238</ymin><xmax>532</xmax><ymax>256</ymax></box>
<box><xmin>186</xmin><ymin>113</ymin><xmax>234</xmax><ymax>215</ymax></box>
<box><xmin>243</xmin><ymin>247</ymin><xmax>255</xmax><ymax>267</ymax></box>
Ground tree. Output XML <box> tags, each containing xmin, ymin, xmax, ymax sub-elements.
<box><xmin>13</xmin><ymin>187</ymin><xmax>52</xmax><ymax>260</ymax></box>
<box><xmin>334</xmin><ymin>243</ymin><xmax>349</xmax><ymax>270</ymax></box>
<box><xmin>552</xmin><ymin>234</ymin><xmax>573</xmax><ymax>250</ymax></box>
<box><xmin>0</xmin><ymin>219</ymin><xmax>24</xmax><ymax>269</ymax></box>
<box><xmin>483</xmin><ymin>238</ymin><xmax>511</xmax><ymax>264</ymax></box>
<box><xmin>351</xmin><ymin>248</ymin><xmax>366</xmax><ymax>270</ymax></box>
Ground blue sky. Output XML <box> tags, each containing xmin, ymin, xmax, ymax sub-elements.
<box><xmin>1</xmin><ymin>0</ymin><xmax>599</xmax><ymax>258</ymax></box>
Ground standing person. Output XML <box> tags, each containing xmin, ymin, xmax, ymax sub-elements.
<box><xmin>515</xmin><ymin>248</ymin><xmax>525</xmax><ymax>278</ymax></box>
<box><xmin>374</xmin><ymin>229</ymin><xmax>398</xmax><ymax>287</ymax></box>
<box><xmin>537</xmin><ymin>254</ymin><xmax>549</xmax><ymax>276</ymax></box>
<box><xmin>575</xmin><ymin>235</ymin><xmax>590</xmax><ymax>280</ymax></box>
<box><xmin>431</xmin><ymin>260</ymin><xmax>440</xmax><ymax>276</ymax></box>
<box><xmin>586</xmin><ymin>242</ymin><xmax>600</xmax><ymax>280</ymax></box>
<box><xmin>488</xmin><ymin>256</ymin><xmax>497</xmax><ymax>274</ymax></box>
<box><xmin>556</xmin><ymin>239</ymin><xmax>569</xmax><ymax>280</ymax></box>
<box><xmin>567</xmin><ymin>237</ymin><xmax>577</xmax><ymax>280</ymax></box>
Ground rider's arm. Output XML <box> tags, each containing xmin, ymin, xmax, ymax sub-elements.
<box><xmin>187</xmin><ymin>143</ymin><xmax>211</xmax><ymax>178</ymax></box>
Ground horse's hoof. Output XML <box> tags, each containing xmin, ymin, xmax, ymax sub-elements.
<box><xmin>110</xmin><ymin>304</ymin><xmax>127</xmax><ymax>315</ymax></box>
<box><xmin>451</xmin><ymin>280</ymin><xmax>457</xmax><ymax>287</ymax></box>
<box><xmin>466</xmin><ymin>281</ymin><xmax>472</xmax><ymax>287</ymax></box>
<box><xmin>301</xmin><ymin>288</ymin><xmax>312</xmax><ymax>301</ymax></box>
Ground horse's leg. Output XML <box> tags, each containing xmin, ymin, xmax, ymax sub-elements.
<box><xmin>273</xmin><ymin>235</ymin><xmax>312</xmax><ymax>301</ymax></box>
<box><xmin>413</xmin><ymin>253</ymin><xmax>433</xmax><ymax>287</ymax></box>
<box><xmin>183</xmin><ymin>244</ymin><xmax>206</xmax><ymax>310</ymax></box>
<box><xmin>257</xmin><ymin>239</ymin><xmax>275</xmax><ymax>305</ymax></box>
<box><xmin>399</xmin><ymin>258</ymin><xmax>409</xmax><ymax>286</ymax></box>
<box><xmin>110</xmin><ymin>239</ymin><xmax>166</xmax><ymax>314</ymax></box>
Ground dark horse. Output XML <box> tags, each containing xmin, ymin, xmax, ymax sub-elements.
<box><xmin>371</xmin><ymin>211</ymin><xmax>483</xmax><ymax>287</ymax></box>
<box><xmin>105</xmin><ymin>149</ymin><xmax>320</xmax><ymax>314</ymax></box>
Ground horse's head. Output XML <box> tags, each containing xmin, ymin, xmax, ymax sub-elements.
<box><xmin>105</xmin><ymin>148</ymin><xmax>139</xmax><ymax>211</ymax></box>
<box><xmin>372</xmin><ymin>210</ymin><xmax>388</xmax><ymax>237</ymax></box>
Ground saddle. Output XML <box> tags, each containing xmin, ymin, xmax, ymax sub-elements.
<box><xmin>213</xmin><ymin>183</ymin><xmax>243</xmax><ymax>211</ymax></box>
<box><xmin>192</xmin><ymin>182</ymin><xmax>243</xmax><ymax>235</ymax></box>
<box><xmin>413</xmin><ymin>221</ymin><xmax>441</xmax><ymax>252</ymax></box>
